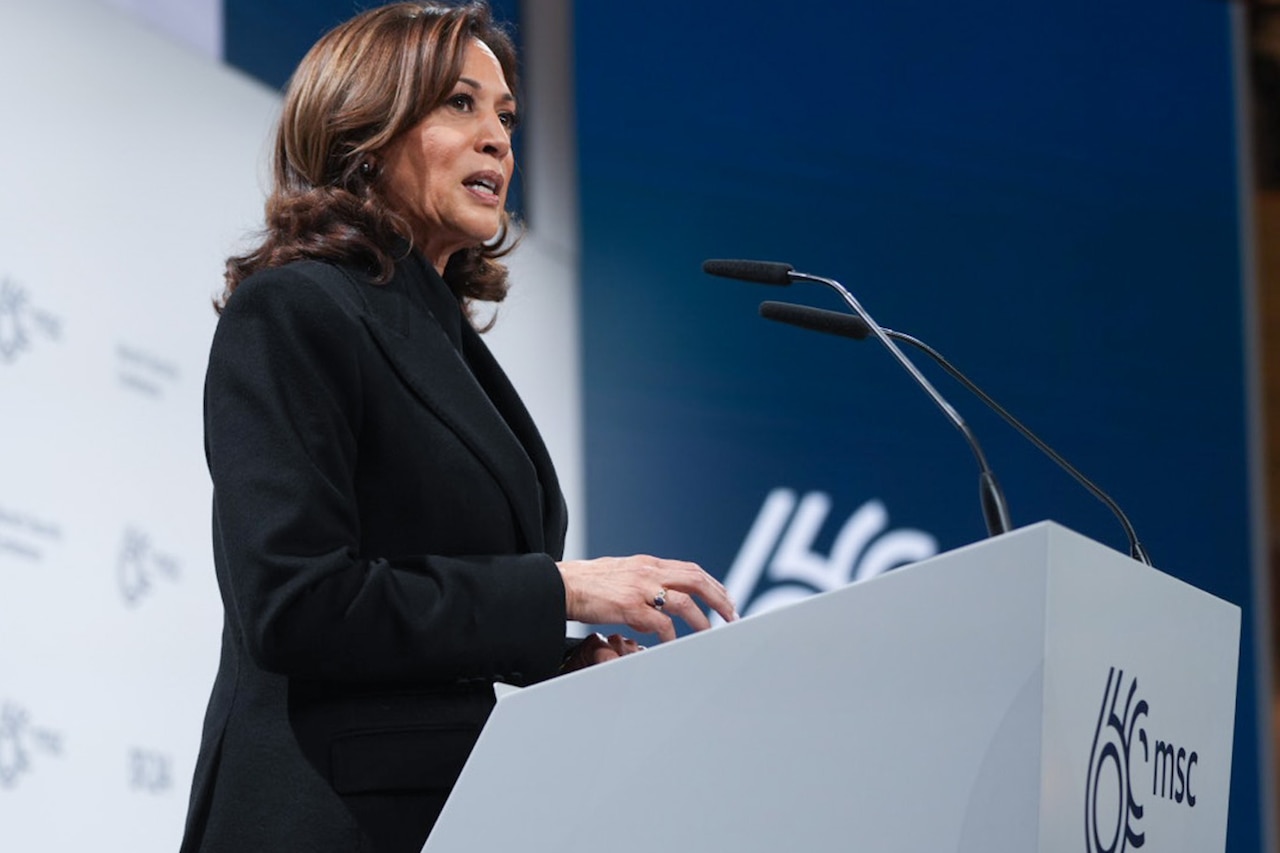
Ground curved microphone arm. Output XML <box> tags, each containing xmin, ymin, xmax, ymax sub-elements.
<box><xmin>887</xmin><ymin>330</ymin><xmax>1152</xmax><ymax>566</ymax></box>
<box><xmin>785</xmin><ymin>271</ymin><xmax>1013</xmax><ymax>538</ymax></box>
<box><xmin>757</xmin><ymin>298</ymin><xmax>1151</xmax><ymax>566</ymax></box>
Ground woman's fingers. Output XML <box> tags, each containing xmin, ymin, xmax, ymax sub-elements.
<box><xmin>651</xmin><ymin>558</ymin><xmax>737</xmax><ymax>624</ymax></box>
<box><xmin>628</xmin><ymin>602</ymin><xmax>676</xmax><ymax>643</ymax></box>
<box><xmin>556</xmin><ymin>554</ymin><xmax>738</xmax><ymax>643</ymax></box>
<box><xmin>588</xmin><ymin>641</ymin><xmax>621</xmax><ymax>666</ymax></box>
<box><xmin>605</xmin><ymin>633</ymin><xmax>641</xmax><ymax>657</ymax></box>
<box><xmin>562</xmin><ymin>632</ymin><xmax>647</xmax><ymax>672</ymax></box>
<box><xmin>659</xmin><ymin>589</ymin><xmax>711</xmax><ymax>632</ymax></box>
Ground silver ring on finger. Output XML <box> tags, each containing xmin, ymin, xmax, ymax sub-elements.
<box><xmin>649</xmin><ymin>588</ymin><xmax>668</xmax><ymax>609</ymax></box>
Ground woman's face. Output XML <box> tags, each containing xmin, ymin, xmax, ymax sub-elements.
<box><xmin>382</xmin><ymin>39</ymin><xmax>517</xmax><ymax>273</ymax></box>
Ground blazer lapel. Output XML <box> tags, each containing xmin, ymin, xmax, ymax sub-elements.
<box><xmin>351</xmin><ymin>261</ymin><xmax>548</xmax><ymax>554</ymax></box>
<box><xmin>462</xmin><ymin>328</ymin><xmax>568</xmax><ymax>560</ymax></box>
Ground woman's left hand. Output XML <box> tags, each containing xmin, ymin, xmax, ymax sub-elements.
<box><xmin>561</xmin><ymin>632</ymin><xmax>642</xmax><ymax>672</ymax></box>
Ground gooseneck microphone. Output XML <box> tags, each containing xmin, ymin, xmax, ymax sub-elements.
<box><xmin>701</xmin><ymin>259</ymin><xmax>795</xmax><ymax>285</ymax></box>
<box><xmin>703</xmin><ymin>259</ymin><xmax>1013</xmax><ymax>539</ymax></box>
<box><xmin>758</xmin><ymin>299</ymin><xmax>1152</xmax><ymax>566</ymax></box>
<box><xmin>760</xmin><ymin>300</ymin><xmax>873</xmax><ymax>340</ymax></box>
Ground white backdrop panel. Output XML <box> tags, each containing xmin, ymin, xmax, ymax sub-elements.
<box><xmin>0</xmin><ymin>1</ymin><xmax>279</xmax><ymax>848</ymax></box>
<box><xmin>0</xmin><ymin>1</ymin><xmax>583</xmax><ymax>849</ymax></box>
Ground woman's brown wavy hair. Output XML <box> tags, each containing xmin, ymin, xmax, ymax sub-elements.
<box><xmin>219</xmin><ymin>2</ymin><xmax>519</xmax><ymax>315</ymax></box>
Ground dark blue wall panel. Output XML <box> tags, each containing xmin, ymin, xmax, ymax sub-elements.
<box><xmin>577</xmin><ymin>2</ymin><xmax>1259</xmax><ymax>849</ymax></box>
<box><xmin>224</xmin><ymin>0</ymin><xmax>522</xmax><ymax>90</ymax></box>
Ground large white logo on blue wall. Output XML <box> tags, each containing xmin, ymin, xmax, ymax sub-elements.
<box><xmin>715</xmin><ymin>488</ymin><xmax>937</xmax><ymax>622</ymax></box>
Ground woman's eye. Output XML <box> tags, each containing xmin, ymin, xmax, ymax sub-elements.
<box><xmin>448</xmin><ymin>93</ymin><xmax>474</xmax><ymax>111</ymax></box>
<box><xmin>499</xmin><ymin>111</ymin><xmax>519</xmax><ymax>132</ymax></box>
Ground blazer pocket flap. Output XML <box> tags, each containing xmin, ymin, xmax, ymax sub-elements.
<box><xmin>330</xmin><ymin>725</ymin><xmax>480</xmax><ymax>795</ymax></box>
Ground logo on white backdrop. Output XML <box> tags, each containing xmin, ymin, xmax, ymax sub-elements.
<box><xmin>1085</xmin><ymin>667</ymin><xmax>1201</xmax><ymax>853</ymax></box>
<box><xmin>0</xmin><ymin>702</ymin><xmax>63</xmax><ymax>789</ymax></box>
<box><xmin>118</xmin><ymin>526</ymin><xmax>181</xmax><ymax>606</ymax></box>
<box><xmin>128</xmin><ymin>747</ymin><xmax>174</xmax><ymax>794</ymax></box>
<box><xmin>115</xmin><ymin>343</ymin><xmax>181</xmax><ymax>399</ymax></box>
<box><xmin>0</xmin><ymin>504</ymin><xmax>63</xmax><ymax>564</ymax></box>
<box><xmin>0</xmin><ymin>275</ymin><xmax>62</xmax><ymax>364</ymax></box>
<box><xmin>716</xmin><ymin>488</ymin><xmax>937</xmax><ymax>622</ymax></box>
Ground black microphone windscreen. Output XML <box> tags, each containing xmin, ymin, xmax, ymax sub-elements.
<box><xmin>759</xmin><ymin>300</ymin><xmax>872</xmax><ymax>340</ymax></box>
<box><xmin>702</xmin><ymin>259</ymin><xmax>795</xmax><ymax>285</ymax></box>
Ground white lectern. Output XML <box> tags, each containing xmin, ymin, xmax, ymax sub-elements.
<box><xmin>423</xmin><ymin>522</ymin><xmax>1240</xmax><ymax>853</ymax></box>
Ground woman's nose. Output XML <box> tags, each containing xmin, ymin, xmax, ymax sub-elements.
<box><xmin>478</xmin><ymin>112</ymin><xmax>511</xmax><ymax>159</ymax></box>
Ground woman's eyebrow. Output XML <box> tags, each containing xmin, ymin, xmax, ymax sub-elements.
<box><xmin>457</xmin><ymin>76</ymin><xmax>516</xmax><ymax>104</ymax></box>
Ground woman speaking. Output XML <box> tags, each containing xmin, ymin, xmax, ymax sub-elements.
<box><xmin>178</xmin><ymin>4</ymin><xmax>736</xmax><ymax>852</ymax></box>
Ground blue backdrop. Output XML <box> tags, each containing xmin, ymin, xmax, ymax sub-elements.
<box><xmin>574</xmin><ymin>2</ymin><xmax>1259</xmax><ymax>849</ymax></box>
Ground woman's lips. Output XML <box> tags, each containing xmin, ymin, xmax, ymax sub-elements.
<box><xmin>462</xmin><ymin>170</ymin><xmax>503</xmax><ymax>203</ymax></box>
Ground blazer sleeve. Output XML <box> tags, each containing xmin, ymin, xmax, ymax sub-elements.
<box><xmin>204</xmin><ymin>267</ymin><xmax>568</xmax><ymax>686</ymax></box>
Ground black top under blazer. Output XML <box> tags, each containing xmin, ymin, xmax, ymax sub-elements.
<box><xmin>179</xmin><ymin>251</ymin><xmax>570</xmax><ymax>853</ymax></box>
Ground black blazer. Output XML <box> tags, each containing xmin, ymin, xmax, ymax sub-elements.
<box><xmin>179</xmin><ymin>252</ymin><xmax>569</xmax><ymax>853</ymax></box>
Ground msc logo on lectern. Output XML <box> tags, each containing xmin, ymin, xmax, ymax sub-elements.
<box><xmin>1085</xmin><ymin>667</ymin><xmax>1200</xmax><ymax>853</ymax></box>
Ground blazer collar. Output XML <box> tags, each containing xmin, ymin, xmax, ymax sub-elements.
<box><xmin>349</xmin><ymin>251</ymin><xmax>561</xmax><ymax>555</ymax></box>
<box><xmin>462</xmin><ymin>326</ymin><xmax>568</xmax><ymax>559</ymax></box>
